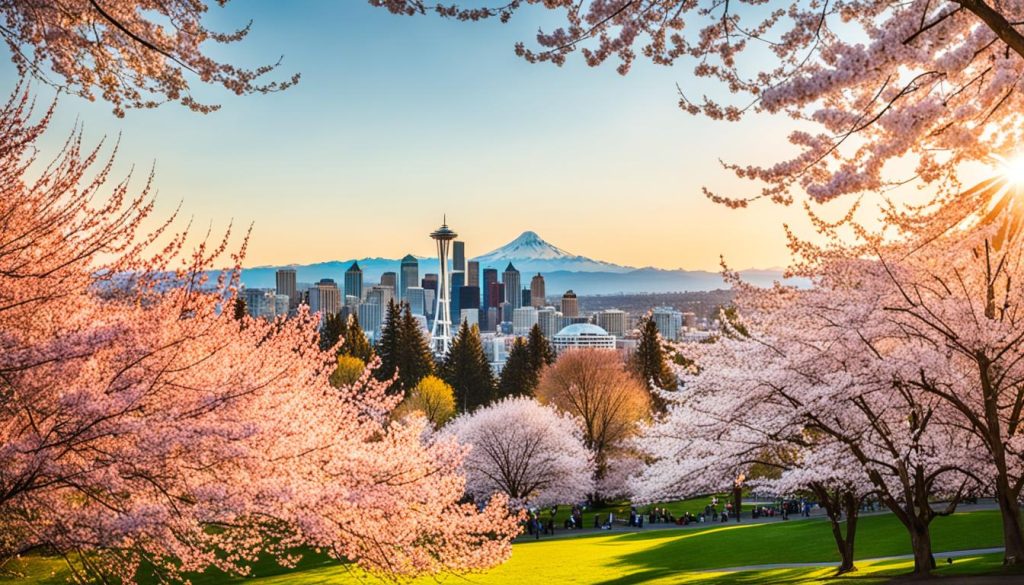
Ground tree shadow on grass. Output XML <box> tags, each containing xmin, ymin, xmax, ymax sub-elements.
<box><xmin>590</xmin><ymin>524</ymin><xmax>789</xmax><ymax>585</ymax></box>
<box><xmin>594</xmin><ymin>552</ymin><xmax>1024</xmax><ymax>585</ymax></box>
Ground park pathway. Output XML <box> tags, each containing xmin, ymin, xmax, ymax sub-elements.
<box><xmin>517</xmin><ymin>500</ymin><xmax>1001</xmax><ymax>543</ymax></box>
<box><xmin>692</xmin><ymin>547</ymin><xmax>1005</xmax><ymax>574</ymax></box>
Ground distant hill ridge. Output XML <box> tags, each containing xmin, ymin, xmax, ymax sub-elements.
<box><xmin>240</xmin><ymin>231</ymin><xmax>800</xmax><ymax>295</ymax></box>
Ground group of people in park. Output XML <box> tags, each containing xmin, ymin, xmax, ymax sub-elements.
<box><xmin>524</xmin><ymin>495</ymin><xmax>833</xmax><ymax>540</ymax></box>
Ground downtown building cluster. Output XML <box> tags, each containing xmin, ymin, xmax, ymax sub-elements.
<box><xmin>241</xmin><ymin>223</ymin><xmax>712</xmax><ymax>371</ymax></box>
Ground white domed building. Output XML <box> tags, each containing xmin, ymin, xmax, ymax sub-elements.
<box><xmin>551</xmin><ymin>323</ymin><xmax>616</xmax><ymax>353</ymax></box>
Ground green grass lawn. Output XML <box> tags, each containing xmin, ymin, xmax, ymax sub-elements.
<box><xmin>2</xmin><ymin>510</ymin><xmax>1011</xmax><ymax>584</ymax></box>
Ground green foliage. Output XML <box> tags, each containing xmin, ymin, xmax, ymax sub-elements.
<box><xmin>339</xmin><ymin>314</ymin><xmax>374</xmax><ymax>363</ymax></box>
<box><xmin>526</xmin><ymin>323</ymin><xmax>555</xmax><ymax>370</ymax></box>
<box><xmin>394</xmin><ymin>375</ymin><xmax>456</xmax><ymax>428</ymax></box>
<box><xmin>497</xmin><ymin>337</ymin><xmax>537</xmax><ymax>399</ymax></box>
<box><xmin>373</xmin><ymin>299</ymin><xmax>404</xmax><ymax>390</ymax></box>
<box><xmin>329</xmin><ymin>355</ymin><xmax>366</xmax><ymax>389</ymax></box>
<box><xmin>631</xmin><ymin>315</ymin><xmax>677</xmax><ymax>397</ymax></box>
<box><xmin>320</xmin><ymin>312</ymin><xmax>346</xmax><ymax>353</ymax></box>
<box><xmin>441</xmin><ymin>320</ymin><xmax>496</xmax><ymax>412</ymax></box>
<box><xmin>395</xmin><ymin>304</ymin><xmax>435</xmax><ymax>392</ymax></box>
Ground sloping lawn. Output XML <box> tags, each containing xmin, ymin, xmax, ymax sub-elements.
<box><xmin>1</xmin><ymin>510</ymin><xmax>1008</xmax><ymax>584</ymax></box>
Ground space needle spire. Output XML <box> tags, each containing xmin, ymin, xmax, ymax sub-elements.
<box><xmin>429</xmin><ymin>218</ymin><xmax>458</xmax><ymax>356</ymax></box>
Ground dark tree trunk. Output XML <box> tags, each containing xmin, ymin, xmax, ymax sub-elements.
<box><xmin>909</xmin><ymin>524</ymin><xmax>936</xmax><ymax>577</ymax></box>
<box><xmin>733</xmin><ymin>485</ymin><xmax>742</xmax><ymax>523</ymax></box>
<box><xmin>811</xmin><ymin>483</ymin><xmax>859</xmax><ymax>575</ymax></box>
<box><xmin>996</xmin><ymin>484</ymin><xmax>1024</xmax><ymax>565</ymax></box>
<box><xmin>837</xmin><ymin>491</ymin><xmax>859</xmax><ymax>574</ymax></box>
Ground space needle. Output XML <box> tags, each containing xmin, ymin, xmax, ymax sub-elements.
<box><xmin>429</xmin><ymin>217</ymin><xmax>457</xmax><ymax>356</ymax></box>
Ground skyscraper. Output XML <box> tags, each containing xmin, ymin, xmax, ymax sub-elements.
<box><xmin>481</xmin><ymin>267</ymin><xmax>498</xmax><ymax>328</ymax></box>
<box><xmin>561</xmin><ymin>290</ymin><xmax>579</xmax><ymax>317</ymax></box>
<box><xmin>400</xmin><ymin>254</ymin><xmax>419</xmax><ymax>301</ymax></box>
<box><xmin>406</xmin><ymin>287</ymin><xmax>427</xmax><ymax>315</ymax></box>
<box><xmin>530</xmin><ymin>273</ymin><xmax>546</xmax><ymax>308</ymax></box>
<box><xmin>344</xmin><ymin>261</ymin><xmax>363</xmax><ymax>301</ymax></box>
<box><xmin>422</xmin><ymin>274</ymin><xmax>438</xmax><ymax>291</ymax></box>
<box><xmin>596</xmin><ymin>309</ymin><xmax>628</xmax><ymax>337</ymax></box>
<box><xmin>653</xmin><ymin>307</ymin><xmax>683</xmax><ymax>341</ymax></box>
<box><xmin>430</xmin><ymin>220</ymin><xmax>458</xmax><ymax>355</ymax></box>
<box><xmin>512</xmin><ymin>306</ymin><xmax>538</xmax><ymax>336</ymax></box>
<box><xmin>358</xmin><ymin>301</ymin><xmax>383</xmax><ymax>341</ymax></box>
<box><xmin>367</xmin><ymin>284</ymin><xmax>394</xmax><ymax>310</ymax></box>
<box><xmin>459</xmin><ymin>286</ymin><xmax>480</xmax><ymax>313</ymax></box>
<box><xmin>538</xmin><ymin>306</ymin><xmax>562</xmax><ymax>338</ymax></box>
<box><xmin>463</xmin><ymin>260</ymin><xmax>480</xmax><ymax>315</ymax></box>
<box><xmin>502</xmin><ymin>262</ymin><xmax>521</xmax><ymax>309</ymax></box>
<box><xmin>450</xmin><ymin>270</ymin><xmax>464</xmax><ymax>323</ymax></box>
<box><xmin>245</xmin><ymin>288</ymin><xmax>270</xmax><ymax>319</ymax></box>
<box><xmin>421</xmin><ymin>274</ymin><xmax>438</xmax><ymax>318</ymax></box>
<box><xmin>380</xmin><ymin>271</ymin><xmax>397</xmax><ymax>292</ymax></box>
<box><xmin>310</xmin><ymin>279</ymin><xmax>341</xmax><ymax>317</ymax></box>
<box><xmin>487</xmin><ymin>282</ymin><xmax>505</xmax><ymax>309</ymax></box>
<box><xmin>424</xmin><ymin>289</ymin><xmax>435</xmax><ymax>319</ymax></box>
<box><xmin>453</xmin><ymin>240</ymin><xmax>465</xmax><ymax>272</ymax></box>
<box><xmin>486</xmin><ymin>282</ymin><xmax>504</xmax><ymax>330</ymax></box>
<box><xmin>272</xmin><ymin>294</ymin><xmax>290</xmax><ymax>318</ymax></box>
<box><xmin>275</xmin><ymin>268</ymin><xmax>297</xmax><ymax>311</ymax></box>
<box><xmin>460</xmin><ymin>308</ymin><xmax>479</xmax><ymax>328</ymax></box>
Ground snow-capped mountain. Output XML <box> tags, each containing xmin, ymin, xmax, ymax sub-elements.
<box><xmin>472</xmin><ymin>231</ymin><xmax>631</xmax><ymax>274</ymax></box>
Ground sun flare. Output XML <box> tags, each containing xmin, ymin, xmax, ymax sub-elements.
<box><xmin>994</xmin><ymin>154</ymin><xmax>1024</xmax><ymax>184</ymax></box>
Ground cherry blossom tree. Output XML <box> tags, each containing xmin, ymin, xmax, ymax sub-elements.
<box><xmin>634</xmin><ymin>249</ymin><xmax>987</xmax><ymax>575</ymax></box>
<box><xmin>376</xmin><ymin>0</ymin><xmax>1024</xmax><ymax>204</ymax></box>
<box><xmin>0</xmin><ymin>0</ymin><xmax>298</xmax><ymax>116</ymax></box>
<box><xmin>445</xmin><ymin>397</ymin><xmax>594</xmax><ymax>508</ymax></box>
<box><xmin>0</xmin><ymin>88</ymin><xmax>518</xmax><ymax>582</ymax></box>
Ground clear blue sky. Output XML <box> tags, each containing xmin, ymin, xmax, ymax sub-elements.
<box><xmin>1</xmin><ymin>0</ymin><xmax>830</xmax><ymax>270</ymax></box>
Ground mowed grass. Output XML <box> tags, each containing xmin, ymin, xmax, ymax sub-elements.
<box><xmin>2</xmin><ymin>510</ymin><xmax>1010</xmax><ymax>584</ymax></box>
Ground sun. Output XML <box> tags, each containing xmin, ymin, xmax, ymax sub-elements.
<box><xmin>993</xmin><ymin>153</ymin><xmax>1024</xmax><ymax>184</ymax></box>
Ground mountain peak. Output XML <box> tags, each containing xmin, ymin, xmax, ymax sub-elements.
<box><xmin>511</xmin><ymin>230</ymin><xmax>542</xmax><ymax>244</ymax></box>
<box><xmin>476</xmin><ymin>231</ymin><xmax>574</xmax><ymax>263</ymax></box>
<box><xmin>468</xmin><ymin>231</ymin><xmax>634</xmax><ymax>274</ymax></box>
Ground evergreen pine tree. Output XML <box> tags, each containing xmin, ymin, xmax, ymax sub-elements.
<box><xmin>497</xmin><ymin>337</ymin><xmax>537</xmax><ymax>398</ymax></box>
<box><xmin>396</xmin><ymin>304</ymin><xmax>435</xmax><ymax>392</ymax></box>
<box><xmin>631</xmin><ymin>315</ymin><xmax>677</xmax><ymax>392</ymax></box>
<box><xmin>233</xmin><ymin>297</ymin><xmax>247</xmax><ymax>321</ymax></box>
<box><xmin>526</xmin><ymin>323</ymin><xmax>556</xmax><ymax>372</ymax></box>
<box><xmin>441</xmin><ymin>321</ymin><xmax>496</xmax><ymax>412</ymax></box>
<box><xmin>374</xmin><ymin>299</ymin><xmax>403</xmax><ymax>389</ymax></box>
<box><xmin>320</xmin><ymin>312</ymin><xmax>347</xmax><ymax>353</ymax></box>
<box><xmin>340</xmin><ymin>314</ymin><xmax>374</xmax><ymax>363</ymax></box>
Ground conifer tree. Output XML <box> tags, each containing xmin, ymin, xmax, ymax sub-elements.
<box><xmin>339</xmin><ymin>314</ymin><xmax>374</xmax><ymax>363</ymax></box>
<box><xmin>374</xmin><ymin>299</ymin><xmax>403</xmax><ymax>389</ymax></box>
<box><xmin>526</xmin><ymin>323</ymin><xmax>556</xmax><ymax>372</ymax></box>
<box><xmin>320</xmin><ymin>312</ymin><xmax>346</xmax><ymax>353</ymax></box>
<box><xmin>631</xmin><ymin>314</ymin><xmax>677</xmax><ymax>393</ymax></box>
<box><xmin>233</xmin><ymin>296</ymin><xmax>247</xmax><ymax>321</ymax></box>
<box><xmin>441</xmin><ymin>321</ymin><xmax>496</xmax><ymax>412</ymax></box>
<box><xmin>498</xmin><ymin>337</ymin><xmax>537</xmax><ymax>399</ymax></box>
<box><xmin>396</xmin><ymin>304</ymin><xmax>435</xmax><ymax>392</ymax></box>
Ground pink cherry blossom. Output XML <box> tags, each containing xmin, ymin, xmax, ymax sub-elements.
<box><xmin>0</xmin><ymin>87</ymin><xmax>518</xmax><ymax>583</ymax></box>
